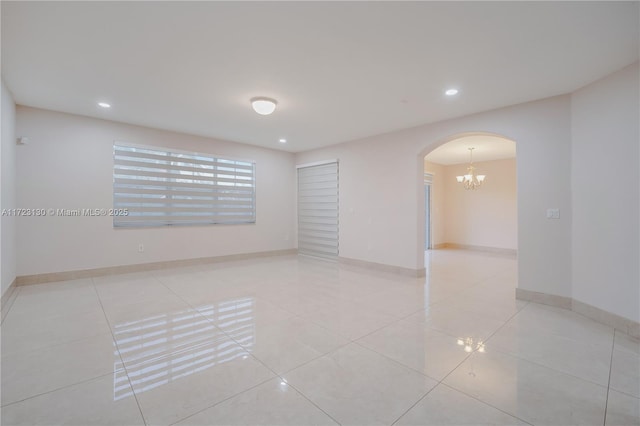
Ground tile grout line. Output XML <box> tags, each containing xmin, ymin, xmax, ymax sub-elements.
<box><xmin>388</xmin><ymin>386</ymin><xmax>437</xmax><ymax>426</ymax></box>
<box><xmin>0</xmin><ymin>371</ymin><xmax>119</xmax><ymax>409</ymax></box>
<box><xmin>0</xmin><ymin>286</ymin><xmax>124</xmax><ymax>409</ymax></box>
<box><xmin>386</xmin><ymin>346</ymin><xmax>480</xmax><ymax>426</ymax></box>
<box><xmin>389</xmin><ymin>301</ymin><xmax>535</xmax><ymax>426</ymax></box>
<box><xmin>351</xmin><ymin>339</ymin><xmax>445</xmax><ymax>383</ymax></box>
<box><xmin>280</xmin><ymin>380</ymin><xmax>343</xmax><ymax>426</ymax></box>
<box><xmin>2</xmin><ymin>254</ymin><xmax>545</xmax><ymax>426</ymax></box>
<box><xmin>165</xmin><ymin>376</ymin><xmax>277</xmax><ymax>426</ymax></box>
<box><xmin>330</xmin><ymin>267</ymin><xmax>528</xmax><ymax>425</ymax></box>
<box><xmin>481</xmin><ymin>304</ymin><xmax>616</xmax><ymax>391</ymax></box>
<box><xmin>21</xmin><ymin>254</ymin><xmax>517</xmax><ymax>426</ymax></box>
<box><xmin>422</xmin><ymin>299</ymin><xmax>616</xmax><ymax>426</ymax></box>
<box><xmin>90</xmin><ymin>277</ymin><xmax>148</xmax><ymax>426</ymax></box>
<box><xmin>170</xmin><ymin>282</ymin><xmax>344</xmax><ymax>425</ymax></box>
<box><xmin>285</xmin><ymin>262</ymin><xmax>525</xmax><ymax>425</ymax></box>
<box><xmin>441</xmin><ymin>383</ymin><xmax>535</xmax><ymax>426</ymax></box>
<box><xmin>486</xmin><ymin>343</ymin><xmax>613</xmax><ymax>391</ymax></box>
<box><xmin>154</xmin><ymin>274</ymin><xmax>344</xmax><ymax>426</ymax></box>
<box><xmin>603</xmin><ymin>329</ymin><xmax>617</xmax><ymax>426</ymax></box>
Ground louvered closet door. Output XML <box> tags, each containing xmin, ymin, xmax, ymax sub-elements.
<box><xmin>297</xmin><ymin>162</ymin><xmax>339</xmax><ymax>260</ymax></box>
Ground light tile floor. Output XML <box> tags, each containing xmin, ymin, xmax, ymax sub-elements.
<box><xmin>1</xmin><ymin>250</ymin><xmax>638</xmax><ymax>425</ymax></box>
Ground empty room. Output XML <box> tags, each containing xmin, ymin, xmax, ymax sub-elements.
<box><xmin>1</xmin><ymin>2</ymin><xmax>638</xmax><ymax>425</ymax></box>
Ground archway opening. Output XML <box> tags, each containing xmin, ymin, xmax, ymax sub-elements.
<box><xmin>417</xmin><ymin>132</ymin><xmax>517</xmax><ymax>275</ymax></box>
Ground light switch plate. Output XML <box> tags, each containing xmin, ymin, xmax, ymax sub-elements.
<box><xmin>546</xmin><ymin>208</ymin><xmax>560</xmax><ymax>219</ymax></box>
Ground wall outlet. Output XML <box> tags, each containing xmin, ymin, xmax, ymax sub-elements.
<box><xmin>138</xmin><ymin>243</ymin><xmax>144</xmax><ymax>252</ymax></box>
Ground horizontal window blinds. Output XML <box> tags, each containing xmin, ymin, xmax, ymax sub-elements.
<box><xmin>297</xmin><ymin>162</ymin><xmax>339</xmax><ymax>259</ymax></box>
<box><xmin>113</xmin><ymin>143</ymin><xmax>255</xmax><ymax>227</ymax></box>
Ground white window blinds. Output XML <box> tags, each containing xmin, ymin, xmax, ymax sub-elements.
<box><xmin>113</xmin><ymin>143</ymin><xmax>255</xmax><ymax>227</ymax></box>
<box><xmin>297</xmin><ymin>162</ymin><xmax>339</xmax><ymax>259</ymax></box>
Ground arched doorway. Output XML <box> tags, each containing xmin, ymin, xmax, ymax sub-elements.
<box><xmin>417</xmin><ymin>132</ymin><xmax>517</xmax><ymax>271</ymax></box>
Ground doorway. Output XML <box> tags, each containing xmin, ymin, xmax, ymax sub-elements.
<box><xmin>421</xmin><ymin>133</ymin><xmax>517</xmax><ymax>256</ymax></box>
<box><xmin>424</xmin><ymin>173</ymin><xmax>433</xmax><ymax>250</ymax></box>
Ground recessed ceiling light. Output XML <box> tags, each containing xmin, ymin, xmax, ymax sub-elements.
<box><xmin>279</xmin><ymin>138</ymin><xmax>287</xmax><ymax>143</ymax></box>
<box><xmin>445</xmin><ymin>89</ymin><xmax>459</xmax><ymax>96</ymax></box>
<box><xmin>251</xmin><ymin>97</ymin><xmax>277</xmax><ymax>115</ymax></box>
<box><xmin>98</xmin><ymin>102</ymin><xmax>111</xmax><ymax>108</ymax></box>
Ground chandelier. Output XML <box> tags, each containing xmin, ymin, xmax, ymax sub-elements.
<box><xmin>456</xmin><ymin>147</ymin><xmax>486</xmax><ymax>190</ymax></box>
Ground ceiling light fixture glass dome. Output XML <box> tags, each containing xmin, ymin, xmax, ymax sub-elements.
<box><xmin>251</xmin><ymin>97</ymin><xmax>277</xmax><ymax>115</ymax></box>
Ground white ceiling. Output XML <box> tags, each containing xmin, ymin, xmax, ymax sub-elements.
<box><xmin>2</xmin><ymin>2</ymin><xmax>638</xmax><ymax>153</ymax></box>
<box><xmin>425</xmin><ymin>135</ymin><xmax>516</xmax><ymax>165</ymax></box>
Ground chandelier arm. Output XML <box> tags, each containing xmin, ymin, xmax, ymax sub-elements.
<box><xmin>456</xmin><ymin>147</ymin><xmax>485</xmax><ymax>190</ymax></box>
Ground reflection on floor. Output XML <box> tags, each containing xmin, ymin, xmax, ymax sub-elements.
<box><xmin>113</xmin><ymin>299</ymin><xmax>255</xmax><ymax>400</ymax></box>
<box><xmin>1</xmin><ymin>250</ymin><xmax>638</xmax><ymax>425</ymax></box>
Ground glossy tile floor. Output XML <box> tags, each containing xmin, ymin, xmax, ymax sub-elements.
<box><xmin>1</xmin><ymin>250</ymin><xmax>638</xmax><ymax>425</ymax></box>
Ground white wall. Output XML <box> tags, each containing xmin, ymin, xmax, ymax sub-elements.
<box><xmin>571</xmin><ymin>62</ymin><xmax>639</xmax><ymax>323</ymax></box>
<box><xmin>1</xmin><ymin>79</ymin><xmax>17</xmax><ymax>296</ymax></box>
<box><xmin>443</xmin><ymin>158</ymin><xmax>517</xmax><ymax>250</ymax></box>
<box><xmin>296</xmin><ymin>136</ymin><xmax>422</xmax><ymax>271</ymax></box>
<box><xmin>15</xmin><ymin>107</ymin><xmax>296</xmax><ymax>276</ymax></box>
<box><xmin>11</xmin><ymin>64</ymin><xmax>638</xmax><ymax>324</ymax></box>
<box><xmin>296</xmin><ymin>95</ymin><xmax>572</xmax><ymax>299</ymax></box>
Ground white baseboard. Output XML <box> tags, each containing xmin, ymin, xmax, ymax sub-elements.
<box><xmin>517</xmin><ymin>288</ymin><xmax>639</xmax><ymax>339</ymax></box>
<box><xmin>515</xmin><ymin>288</ymin><xmax>572</xmax><ymax>309</ymax></box>
<box><xmin>572</xmin><ymin>299</ymin><xmax>640</xmax><ymax>340</ymax></box>
<box><xmin>1</xmin><ymin>278</ymin><xmax>19</xmax><ymax>323</ymax></box>
<box><xmin>339</xmin><ymin>256</ymin><xmax>425</xmax><ymax>278</ymax></box>
<box><xmin>436</xmin><ymin>243</ymin><xmax>517</xmax><ymax>257</ymax></box>
<box><xmin>16</xmin><ymin>249</ymin><xmax>298</xmax><ymax>286</ymax></box>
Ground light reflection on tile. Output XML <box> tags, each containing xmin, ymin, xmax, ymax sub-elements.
<box><xmin>175</xmin><ymin>378</ymin><xmax>338</xmax><ymax>425</ymax></box>
<box><xmin>444</xmin><ymin>351</ymin><xmax>608</xmax><ymax>425</ymax></box>
<box><xmin>358</xmin><ymin>320</ymin><xmax>474</xmax><ymax>381</ymax></box>
<box><xmin>1</xmin><ymin>333</ymin><xmax>122</xmax><ymax>406</ymax></box>
<box><xmin>0</xmin><ymin>250</ymin><xmax>633</xmax><ymax>426</ymax></box>
<box><xmin>113</xmin><ymin>299</ymin><xmax>259</xmax><ymax>398</ymax></box>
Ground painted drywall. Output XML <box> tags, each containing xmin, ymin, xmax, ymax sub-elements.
<box><xmin>423</xmin><ymin>161</ymin><xmax>445</xmax><ymax>247</ymax></box>
<box><xmin>296</xmin><ymin>137</ymin><xmax>422</xmax><ymax>272</ymax></box>
<box><xmin>296</xmin><ymin>95</ymin><xmax>572</xmax><ymax>298</ymax></box>
<box><xmin>443</xmin><ymin>158</ymin><xmax>517</xmax><ymax>250</ymax></box>
<box><xmin>1</xmin><ymin>79</ymin><xmax>17</xmax><ymax>296</ymax></box>
<box><xmin>571</xmin><ymin>62</ymin><xmax>639</xmax><ymax>323</ymax></box>
<box><xmin>15</xmin><ymin>107</ymin><xmax>296</xmax><ymax>276</ymax></box>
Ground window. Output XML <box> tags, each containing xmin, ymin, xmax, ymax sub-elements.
<box><xmin>113</xmin><ymin>143</ymin><xmax>255</xmax><ymax>227</ymax></box>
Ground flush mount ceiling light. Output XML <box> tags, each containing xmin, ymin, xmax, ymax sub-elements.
<box><xmin>445</xmin><ymin>88</ymin><xmax>459</xmax><ymax>96</ymax></box>
<box><xmin>97</xmin><ymin>102</ymin><xmax>111</xmax><ymax>108</ymax></box>
<box><xmin>456</xmin><ymin>147</ymin><xmax>486</xmax><ymax>190</ymax></box>
<box><xmin>251</xmin><ymin>97</ymin><xmax>277</xmax><ymax>115</ymax></box>
<box><xmin>279</xmin><ymin>138</ymin><xmax>287</xmax><ymax>143</ymax></box>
